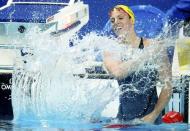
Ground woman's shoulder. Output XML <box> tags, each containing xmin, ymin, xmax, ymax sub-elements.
<box><xmin>143</xmin><ymin>38</ymin><xmax>156</xmax><ymax>47</ymax></box>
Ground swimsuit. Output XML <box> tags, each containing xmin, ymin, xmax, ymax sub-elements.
<box><xmin>117</xmin><ymin>38</ymin><xmax>162</xmax><ymax>124</ymax></box>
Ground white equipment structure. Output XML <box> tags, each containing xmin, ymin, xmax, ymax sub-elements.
<box><xmin>166</xmin><ymin>26</ymin><xmax>190</xmax><ymax>123</ymax></box>
<box><xmin>45</xmin><ymin>1</ymin><xmax>89</xmax><ymax>35</ymax></box>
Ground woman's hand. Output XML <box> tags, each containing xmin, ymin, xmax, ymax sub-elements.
<box><xmin>141</xmin><ymin>111</ymin><xmax>158</xmax><ymax>124</ymax></box>
<box><xmin>104</xmin><ymin>51</ymin><xmax>112</xmax><ymax>58</ymax></box>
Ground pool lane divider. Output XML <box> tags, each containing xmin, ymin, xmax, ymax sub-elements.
<box><xmin>104</xmin><ymin>124</ymin><xmax>132</xmax><ymax>128</ymax></box>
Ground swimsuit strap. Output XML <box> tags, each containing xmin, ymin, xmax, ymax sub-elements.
<box><xmin>138</xmin><ymin>37</ymin><xmax>144</xmax><ymax>49</ymax></box>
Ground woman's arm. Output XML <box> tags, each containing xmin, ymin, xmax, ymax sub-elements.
<box><xmin>142</xmin><ymin>47</ymin><xmax>173</xmax><ymax>123</ymax></box>
<box><xmin>103</xmin><ymin>51</ymin><xmax>128</xmax><ymax>79</ymax></box>
<box><xmin>103</xmin><ymin>43</ymin><xmax>161</xmax><ymax>79</ymax></box>
<box><xmin>103</xmin><ymin>51</ymin><xmax>143</xmax><ymax>79</ymax></box>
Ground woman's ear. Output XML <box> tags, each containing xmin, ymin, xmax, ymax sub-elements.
<box><xmin>129</xmin><ymin>18</ymin><xmax>134</xmax><ymax>25</ymax></box>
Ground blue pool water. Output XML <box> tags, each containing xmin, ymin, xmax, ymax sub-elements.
<box><xmin>0</xmin><ymin>120</ymin><xmax>189</xmax><ymax>130</ymax></box>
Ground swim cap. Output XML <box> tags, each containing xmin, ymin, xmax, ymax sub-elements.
<box><xmin>113</xmin><ymin>5</ymin><xmax>135</xmax><ymax>24</ymax></box>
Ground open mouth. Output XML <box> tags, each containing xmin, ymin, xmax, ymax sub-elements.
<box><xmin>114</xmin><ymin>27</ymin><xmax>122</xmax><ymax>33</ymax></box>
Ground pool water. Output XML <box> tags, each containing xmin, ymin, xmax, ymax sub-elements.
<box><xmin>0</xmin><ymin>120</ymin><xmax>189</xmax><ymax>131</ymax></box>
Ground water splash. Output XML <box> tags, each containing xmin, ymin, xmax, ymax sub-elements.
<box><xmin>11</xmin><ymin>28</ymin><xmax>119</xmax><ymax>124</ymax></box>
<box><xmin>11</xmin><ymin>21</ymin><xmax>187</xmax><ymax>127</ymax></box>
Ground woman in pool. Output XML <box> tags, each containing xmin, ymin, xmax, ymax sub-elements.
<box><xmin>103</xmin><ymin>5</ymin><xmax>172</xmax><ymax>124</ymax></box>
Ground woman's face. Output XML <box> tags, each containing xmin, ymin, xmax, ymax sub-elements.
<box><xmin>110</xmin><ymin>9</ymin><xmax>133</xmax><ymax>38</ymax></box>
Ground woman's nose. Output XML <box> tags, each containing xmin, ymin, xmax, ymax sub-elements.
<box><xmin>113</xmin><ymin>18</ymin><xmax>120</xmax><ymax>25</ymax></box>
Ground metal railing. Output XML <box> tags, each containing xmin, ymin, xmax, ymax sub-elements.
<box><xmin>0</xmin><ymin>66</ymin><xmax>13</xmax><ymax>70</ymax></box>
<box><xmin>0</xmin><ymin>44</ymin><xmax>29</xmax><ymax>49</ymax></box>
<box><xmin>12</xmin><ymin>2</ymin><xmax>69</xmax><ymax>6</ymax></box>
<box><xmin>0</xmin><ymin>0</ymin><xmax>81</xmax><ymax>10</ymax></box>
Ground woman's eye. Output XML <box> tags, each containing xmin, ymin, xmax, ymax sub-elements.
<box><xmin>118</xmin><ymin>17</ymin><xmax>123</xmax><ymax>20</ymax></box>
<box><xmin>110</xmin><ymin>18</ymin><xmax>115</xmax><ymax>23</ymax></box>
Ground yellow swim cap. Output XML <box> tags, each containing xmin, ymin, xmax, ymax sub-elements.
<box><xmin>114</xmin><ymin>5</ymin><xmax>135</xmax><ymax>24</ymax></box>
